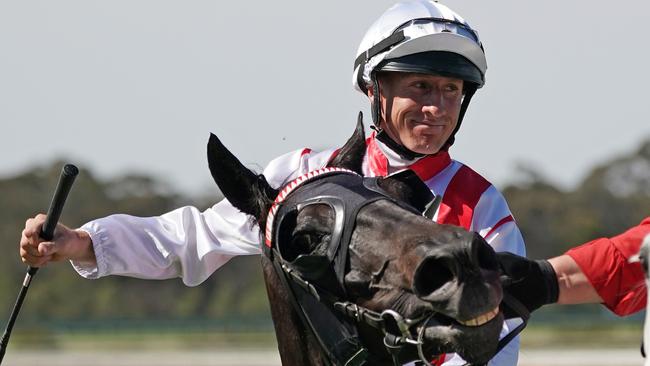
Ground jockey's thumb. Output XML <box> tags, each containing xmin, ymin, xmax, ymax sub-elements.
<box><xmin>38</xmin><ymin>242</ymin><xmax>57</xmax><ymax>256</ymax></box>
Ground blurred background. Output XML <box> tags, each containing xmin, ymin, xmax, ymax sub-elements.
<box><xmin>1</xmin><ymin>0</ymin><xmax>649</xmax><ymax>365</ymax></box>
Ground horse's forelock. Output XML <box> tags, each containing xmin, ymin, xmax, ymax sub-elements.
<box><xmin>252</xmin><ymin>174</ymin><xmax>278</xmax><ymax>229</ymax></box>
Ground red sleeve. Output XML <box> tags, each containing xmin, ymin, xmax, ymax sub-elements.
<box><xmin>565</xmin><ymin>217</ymin><xmax>650</xmax><ymax>316</ymax></box>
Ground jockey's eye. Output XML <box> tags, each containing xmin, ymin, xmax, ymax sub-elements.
<box><xmin>442</xmin><ymin>83</ymin><xmax>461</xmax><ymax>98</ymax></box>
<box><xmin>410</xmin><ymin>81</ymin><xmax>430</xmax><ymax>91</ymax></box>
<box><xmin>443</xmin><ymin>83</ymin><xmax>460</xmax><ymax>92</ymax></box>
<box><xmin>414</xmin><ymin>82</ymin><xmax>426</xmax><ymax>89</ymax></box>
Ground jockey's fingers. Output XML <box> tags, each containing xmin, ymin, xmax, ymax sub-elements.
<box><xmin>21</xmin><ymin>244</ymin><xmax>42</xmax><ymax>258</ymax></box>
<box><xmin>20</xmin><ymin>244</ymin><xmax>40</xmax><ymax>259</ymax></box>
<box><xmin>23</xmin><ymin>215</ymin><xmax>47</xmax><ymax>239</ymax></box>
<box><xmin>22</xmin><ymin>224</ymin><xmax>39</xmax><ymax>240</ymax></box>
<box><xmin>20</xmin><ymin>235</ymin><xmax>40</xmax><ymax>254</ymax></box>
<box><xmin>30</xmin><ymin>255</ymin><xmax>52</xmax><ymax>268</ymax></box>
<box><xmin>20</xmin><ymin>250</ymin><xmax>52</xmax><ymax>267</ymax></box>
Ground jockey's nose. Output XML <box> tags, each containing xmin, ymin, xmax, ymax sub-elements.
<box><xmin>421</xmin><ymin>94</ymin><xmax>443</xmax><ymax>117</ymax></box>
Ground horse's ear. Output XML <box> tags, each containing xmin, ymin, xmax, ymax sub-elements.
<box><xmin>379</xmin><ymin>170</ymin><xmax>437</xmax><ymax>215</ymax></box>
<box><xmin>207</xmin><ymin>133</ymin><xmax>277</xmax><ymax>222</ymax></box>
<box><xmin>327</xmin><ymin>112</ymin><xmax>366</xmax><ymax>174</ymax></box>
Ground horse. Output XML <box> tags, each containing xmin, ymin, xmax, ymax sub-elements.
<box><xmin>206</xmin><ymin>119</ymin><xmax>505</xmax><ymax>365</ymax></box>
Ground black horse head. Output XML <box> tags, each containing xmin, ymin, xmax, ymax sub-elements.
<box><xmin>207</xmin><ymin>118</ymin><xmax>504</xmax><ymax>365</ymax></box>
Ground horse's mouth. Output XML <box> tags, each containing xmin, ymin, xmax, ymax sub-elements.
<box><xmin>456</xmin><ymin>306</ymin><xmax>500</xmax><ymax>327</ymax></box>
<box><xmin>418</xmin><ymin>308</ymin><xmax>504</xmax><ymax>365</ymax></box>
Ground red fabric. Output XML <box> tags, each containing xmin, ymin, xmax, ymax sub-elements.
<box><xmin>484</xmin><ymin>215</ymin><xmax>514</xmax><ymax>239</ymax></box>
<box><xmin>565</xmin><ymin>217</ymin><xmax>650</xmax><ymax>316</ymax></box>
<box><xmin>436</xmin><ymin>165</ymin><xmax>491</xmax><ymax>230</ymax></box>
<box><xmin>364</xmin><ymin>133</ymin><xmax>452</xmax><ymax>179</ymax></box>
<box><xmin>366</xmin><ymin>136</ymin><xmax>389</xmax><ymax>176</ymax></box>
<box><xmin>430</xmin><ymin>354</ymin><xmax>446</xmax><ymax>365</ymax></box>
<box><xmin>409</xmin><ymin>151</ymin><xmax>452</xmax><ymax>182</ymax></box>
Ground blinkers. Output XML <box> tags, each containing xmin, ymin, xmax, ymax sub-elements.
<box><xmin>265</xmin><ymin>168</ymin><xmax>434</xmax><ymax>294</ymax></box>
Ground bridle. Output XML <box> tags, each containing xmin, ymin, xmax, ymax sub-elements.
<box><xmin>262</xmin><ymin>167</ymin><xmax>529</xmax><ymax>365</ymax></box>
<box><xmin>264</xmin><ymin>167</ymin><xmax>437</xmax><ymax>365</ymax></box>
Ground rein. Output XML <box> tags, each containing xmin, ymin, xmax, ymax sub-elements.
<box><xmin>280</xmin><ymin>257</ymin><xmax>432</xmax><ymax>365</ymax></box>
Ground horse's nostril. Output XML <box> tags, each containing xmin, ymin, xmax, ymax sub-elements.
<box><xmin>413</xmin><ymin>256</ymin><xmax>455</xmax><ymax>298</ymax></box>
<box><xmin>474</xmin><ymin>237</ymin><xmax>498</xmax><ymax>271</ymax></box>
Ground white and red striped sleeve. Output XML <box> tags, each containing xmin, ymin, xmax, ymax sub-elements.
<box><xmin>472</xmin><ymin>185</ymin><xmax>525</xmax><ymax>256</ymax></box>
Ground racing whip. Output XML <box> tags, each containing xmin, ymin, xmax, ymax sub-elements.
<box><xmin>0</xmin><ymin>164</ymin><xmax>79</xmax><ymax>364</ymax></box>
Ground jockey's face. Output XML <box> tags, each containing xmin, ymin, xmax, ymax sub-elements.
<box><xmin>369</xmin><ymin>72</ymin><xmax>463</xmax><ymax>155</ymax></box>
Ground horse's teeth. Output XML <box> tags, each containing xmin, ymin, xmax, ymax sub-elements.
<box><xmin>458</xmin><ymin>306</ymin><xmax>499</xmax><ymax>327</ymax></box>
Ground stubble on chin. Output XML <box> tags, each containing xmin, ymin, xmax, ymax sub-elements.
<box><xmin>408</xmin><ymin>133</ymin><xmax>444</xmax><ymax>155</ymax></box>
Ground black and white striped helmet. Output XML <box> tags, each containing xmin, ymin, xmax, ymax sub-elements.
<box><xmin>353</xmin><ymin>0</ymin><xmax>487</xmax><ymax>94</ymax></box>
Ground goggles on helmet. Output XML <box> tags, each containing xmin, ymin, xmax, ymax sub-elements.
<box><xmin>354</xmin><ymin>12</ymin><xmax>487</xmax><ymax>94</ymax></box>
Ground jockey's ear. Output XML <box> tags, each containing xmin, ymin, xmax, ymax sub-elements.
<box><xmin>207</xmin><ymin>133</ymin><xmax>277</xmax><ymax>222</ymax></box>
<box><xmin>328</xmin><ymin>112</ymin><xmax>366</xmax><ymax>175</ymax></box>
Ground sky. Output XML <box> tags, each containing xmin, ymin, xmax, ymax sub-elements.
<box><xmin>1</xmin><ymin>1</ymin><xmax>649</xmax><ymax>196</ymax></box>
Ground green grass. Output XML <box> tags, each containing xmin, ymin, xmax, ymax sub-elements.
<box><xmin>10</xmin><ymin>329</ymin><xmax>279</xmax><ymax>351</ymax></box>
<box><xmin>9</xmin><ymin>323</ymin><xmax>645</xmax><ymax>352</ymax></box>
<box><xmin>521</xmin><ymin>323</ymin><xmax>643</xmax><ymax>349</ymax></box>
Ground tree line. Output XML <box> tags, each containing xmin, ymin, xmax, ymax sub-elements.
<box><xmin>1</xmin><ymin>139</ymin><xmax>648</xmax><ymax>326</ymax></box>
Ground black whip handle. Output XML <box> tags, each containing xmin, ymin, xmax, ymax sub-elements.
<box><xmin>0</xmin><ymin>164</ymin><xmax>79</xmax><ymax>364</ymax></box>
<box><xmin>30</xmin><ymin>163</ymin><xmax>79</xmax><ymax>274</ymax></box>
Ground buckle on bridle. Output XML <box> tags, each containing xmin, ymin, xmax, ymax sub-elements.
<box><xmin>381</xmin><ymin>310</ymin><xmax>414</xmax><ymax>340</ymax></box>
<box><xmin>380</xmin><ymin>310</ymin><xmax>430</xmax><ymax>366</ymax></box>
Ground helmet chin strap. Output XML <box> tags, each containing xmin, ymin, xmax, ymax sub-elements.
<box><xmin>369</xmin><ymin>72</ymin><xmax>478</xmax><ymax>160</ymax></box>
<box><xmin>370</xmin><ymin>72</ymin><xmax>425</xmax><ymax>161</ymax></box>
<box><xmin>443</xmin><ymin>83</ymin><xmax>477</xmax><ymax>149</ymax></box>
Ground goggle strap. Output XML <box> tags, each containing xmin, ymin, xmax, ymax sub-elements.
<box><xmin>354</xmin><ymin>30</ymin><xmax>406</xmax><ymax>71</ymax></box>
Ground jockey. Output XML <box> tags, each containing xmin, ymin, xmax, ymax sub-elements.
<box><xmin>499</xmin><ymin>217</ymin><xmax>650</xmax><ymax>317</ymax></box>
<box><xmin>348</xmin><ymin>2</ymin><xmax>525</xmax><ymax>364</ymax></box>
<box><xmin>19</xmin><ymin>1</ymin><xmax>526</xmax><ymax>365</ymax></box>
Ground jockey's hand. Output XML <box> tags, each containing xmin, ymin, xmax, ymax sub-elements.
<box><xmin>496</xmin><ymin>252</ymin><xmax>559</xmax><ymax>318</ymax></box>
<box><xmin>19</xmin><ymin>213</ymin><xmax>95</xmax><ymax>267</ymax></box>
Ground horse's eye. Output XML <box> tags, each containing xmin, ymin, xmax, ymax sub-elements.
<box><xmin>291</xmin><ymin>232</ymin><xmax>324</xmax><ymax>253</ymax></box>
